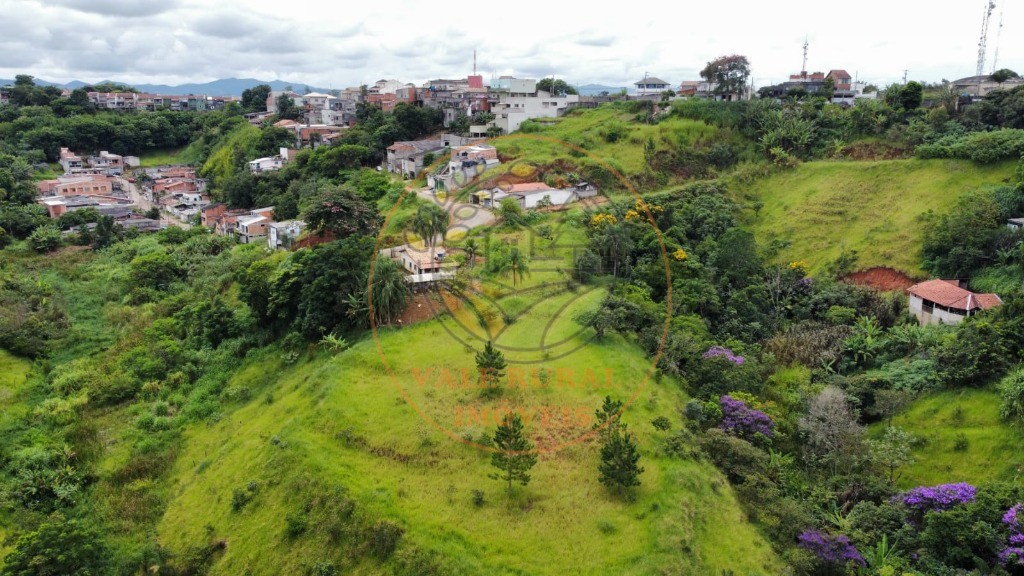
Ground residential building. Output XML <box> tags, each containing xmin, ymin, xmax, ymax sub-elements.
<box><xmin>37</xmin><ymin>174</ymin><xmax>115</xmax><ymax>197</ymax></box>
<box><xmin>268</xmin><ymin>220</ymin><xmax>306</xmax><ymax>250</ymax></box>
<box><xmin>907</xmin><ymin>279</ymin><xmax>1002</xmax><ymax>326</ymax></box>
<box><xmin>472</xmin><ymin>182</ymin><xmax>578</xmax><ymax>210</ymax></box>
<box><xmin>87</xmin><ymin>151</ymin><xmax>125</xmax><ymax>175</ymax></box>
<box><xmin>428</xmin><ymin>143</ymin><xmax>499</xmax><ymax>191</ymax></box>
<box><xmin>266</xmin><ymin>90</ymin><xmax>302</xmax><ymax>114</ymax></box>
<box><xmin>476</xmin><ymin>82</ymin><xmax>580</xmax><ymax>135</ymax></box>
<box><xmin>634</xmin><ymin>75</ymin><xmax>670</xmax><ymax>97</ymax></box>
<box><xmin>235</xmin><ymin>207</ymin><xmax>275</xmax><ymax>244</ymax></box>
<box><xmin>248</xmin><ymin>156</ymin><xmax>284</xmax><ymax>174</ymax></box>
<box><xmin>952</xmin><ymin>74</ymin><xmax>1024</xmax><ymax>99</ymax></box>
<box><xmin>58</xmin><ymin>147</ymin><xmax>84</xmax><ymax>173</ymax></box>
<box><xmin>385</xmin><ymin>139</ymin><xmax>447</xmax><ymax>179</ymax></box>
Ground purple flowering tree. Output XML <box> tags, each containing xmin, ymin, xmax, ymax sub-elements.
<box><xmin>719</xmin><ymin>395</ymin><xmax>774</xmax><ymax>440</ymax></box>
<box><xmin>703</xmin><ymin>346</ymin><xmax>745</xmax><ymax>365</ymax></box>
<box><xmin>1001</xmin><ymin>504</ymin><xmax>1024</xmax><ymax>567</ymax></box>
<box><xmin>896</xmin><ymin>482</ymin><xmax>976</xmax><ymax>513</ymax></box>
<box><xmin>797</xmin><ymin>530</ymin><xmax>866</xmax><ymax>567</ymax></box>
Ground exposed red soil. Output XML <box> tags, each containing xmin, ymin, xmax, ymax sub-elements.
<box><xmin>838</xmin><ymin>142</ymin><xmax>912</xmax><ymax>160</ymax></box>
<box><xmin>842</xmin><ymin>267</ymin><xmax>916</xmax><ymax>292</ymax></box>
<box><xmin>395</xmin><ymin>289</ymin><xmax>463</xmax><ymax>326</ymax></box>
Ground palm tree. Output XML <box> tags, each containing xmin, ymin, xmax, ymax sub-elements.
<box><xmin>463</xmin><ymin>237</ymin><xmax>479</xmax><ymax>267</ymax></box>
<box><xmin>412</xmin><ymin>203</ymin><xmax>450</xmax><ymax>253</ymax></box>
<box><xmin>505</xmin><ymin>246</ymin><xmax>530</xmax><ymax>289</ymax></box>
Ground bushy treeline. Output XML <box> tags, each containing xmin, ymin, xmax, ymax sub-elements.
<box><xmin>568</xmin><ymin>172</ymin><xmax>1024</xmax><ymax>573</ymax></box>
<box><xmin>672</xmin><ymin>83</ymin><xmax>1024</xmax><ymax>165</ymax></box>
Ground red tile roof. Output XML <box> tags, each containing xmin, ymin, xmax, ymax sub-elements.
<box><xmin>907</xmin><ymin>279</ymin><xmax>1002</xmax><ymax>311</ymax></box>
<box><xmin>509</xmin><ymin>182</ymin><xmax>555</xmax><ymax>194</ymax></box>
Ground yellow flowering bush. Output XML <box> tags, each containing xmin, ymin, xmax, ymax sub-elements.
<box><xmin>672</xmin><ymin>248</ymin><xmax>688</xmax><ymax>261</ymax></box>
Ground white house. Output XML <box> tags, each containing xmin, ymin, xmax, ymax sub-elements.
<box><xmin>478</xmin><ymin>87</ymin><xmax>580</xmax><ymax>135</ymax></box>
<box><xmin>248</xmin><ymin>156</ymin><xmax>284</xmax><ymax>174</ymax></box>
<box><xmin>907</xmin><ymin>279</ymin><xmax>1001</xmax><ymax>326</ymax></box>
<box><xmin>472</xmin><ymin>182</ymin><xmax>578</xmax><ymax>210</ymax></box>
<box><xmin>634</xmin><ymin>75</ymin><xmax>670</xmax><ymax>96</ymax></box>
<box><xmin>268</xmin><ymin>220</ymin><xmax>306</xmax><ymax>250</ymax></box>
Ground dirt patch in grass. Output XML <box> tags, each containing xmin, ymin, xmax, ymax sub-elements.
<box><xmin>396</xmin><ymin>289</ymin><xmax>462</xmax><ymax>326</ymax></box>
<box><xmin>842</xmin><ymin>267</ymin><xmax>917</xmax><ymax>292</ymax></box>
<box><xmin>839</xmin><ymin>142</ymin><xmax>912</xmax><ymax>160</ymax></box>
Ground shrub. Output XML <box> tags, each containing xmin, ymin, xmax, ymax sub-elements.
<box><xmin>796</xmin><ymin>530</ymin><xmax>865</xmax><ymax>567</ymax></box>
<box><xmin>285</xmin><ymin>511</ymin><xmax>308</xmax><ymax>538</ymax></box>
<box><xmin>28</xmin><ymin>224</ymin><xmax>63</xmax><ymax>252</ymax></box>
<box><xmin>368</xmin><ymin>520</ymin><xmax>404</xmax><ymax>560</ymax></box>
<box><xmin>1000</xmin><ymin>369</ymin><xmax>1024</xmax><ymax>423</ymax></box>
<box><xmin>471</xmin><ymin>489</ymin><xmax>485</xmax><ymax>507</ymax></box>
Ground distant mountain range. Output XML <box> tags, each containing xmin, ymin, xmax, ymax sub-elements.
<box><xmin>575</xmin><ymin>84</ymin><xmax>629</xmax><ymax>96</ymax></box>
<box><xmin>2</xmin><ymin>77</ymin><xmax>633</xmax><ymax>97</ymax></box>
<box><xmin>0</xmin><ymin>77</ymin><xmax>332</xmax><ymax>96</ymax></box>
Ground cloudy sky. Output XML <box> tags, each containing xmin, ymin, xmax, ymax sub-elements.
<box><xmin>1</xmin><ymin>0</ymin><xmax>1020</xmax><ymax>89</ymax></box>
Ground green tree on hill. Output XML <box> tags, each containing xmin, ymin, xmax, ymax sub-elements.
<box><xmin>700</xmin><ymin>54</ymin><xmax>751</xmax><ymax>98</ymax></box>
<box><xmin>475</xmin><ymin>340</ymin><xmax>507</xmax><ymax>388</ymax></box>
<box><xmin>598</xmin><ymin>426</ymin><xmax>644</xmax><ymax>497</ymax></box>
<box><xmin>489</xmin><ymin>412</ymin><xmax>537</xmax><ymax>494</ymax></box>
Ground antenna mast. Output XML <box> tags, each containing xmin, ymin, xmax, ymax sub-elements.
<box><xmin>976</xmin><ymin>0</ymin><xmax>995</xmax><ymax>76</ymax></box>
<box><xmin>991</xmin><ymin>8</ymin><xmax>1004</xmax><ymax>72</ymax></box>
<box><xmin>801</xmin><ymin>38</ymin><xmax>808</xmax><ymax>73</ymax></box>
<box><xmin>473</xmin><ymin>49</ymin><xmax>477</xmax><ymax>75</ymax></box>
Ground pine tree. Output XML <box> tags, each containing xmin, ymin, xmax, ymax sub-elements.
<box><xmin>475</xmin><ymin>341</ymin><xmax>507</xmax><ymax>388</ymax></box>
<box><xmin>593</xmin><ymin>396</ymin><xmax>623</xmax><ymax>439</ymax></box>
<box><xmin>598</xmin><ymin>426</ymin><xmax>644</xmax><ymax>497</ymax></box>
<box><xmin>489</xmin><ymin>412</ymin><xmax>537</xmax><ymax>494</ymax></box>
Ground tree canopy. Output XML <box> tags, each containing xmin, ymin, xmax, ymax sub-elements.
<box><xmin>699</xmin><ymin>55</ymin><xmax>751</xmax><ymax>96</ymax></box>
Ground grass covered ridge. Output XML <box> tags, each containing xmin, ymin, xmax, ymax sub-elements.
<box><xmin>877</xmin><ymin>388</ymin><xmax>1024</xmax><ymax>488</ymax></box>
<box><xmin>739</xmin><ymin>158</ymin><xmax>1017</xmax><ymax>275</ymax></box>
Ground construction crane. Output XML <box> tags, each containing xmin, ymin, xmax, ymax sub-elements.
<box><xmin>976</xmin><ymin>0</ymin><xmax>996</xmax><ymax>76</ymax></box>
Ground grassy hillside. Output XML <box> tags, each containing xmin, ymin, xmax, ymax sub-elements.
<box><xmin>739</xmin><ymin>158</ymin><xmax>1018</xmax><ymax>275</ymax></box>
<box><xmin>486</xmin><ymin>104</ymin><xmax>748</xmax><ymax>192</ymax></box>
<box><xmin>876</xmin><ymin>388</ymin><xmax>1024</xmax><ymax>488</ymax></box>
<box><xmin>157</xmin><ymin>323</ymin><xmax>780</xmax><ymax>575</ymax></box>
<box><xmin>150</xmin><ymin>220</ymin><xmax>780</xmax><ymax>575</ymax></box>
<box><xmin>0</xmin><ymin>351</ymin><xmax>33</xmax><ymax>569</ymax></box>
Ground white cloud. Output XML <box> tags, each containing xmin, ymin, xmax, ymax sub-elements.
<box><xmin>0</xmin><ymin>0</ymin><xmax>1019</xmax><ymax>88</ymax></box>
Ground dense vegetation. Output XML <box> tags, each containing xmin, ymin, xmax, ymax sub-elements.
<box><xmin>4</xmin><ymin>71</ymin><xmax>1024</xmax><ymax>574</ymax></box>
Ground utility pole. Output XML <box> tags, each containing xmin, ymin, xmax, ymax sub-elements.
<box><xmin>903</xmin><ymin>70</ymin><xmax>908</xmax><ymax>84</ymax></box>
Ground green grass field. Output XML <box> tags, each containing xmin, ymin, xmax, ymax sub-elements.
<box><xmin>738</xmin><ymin>158</ymin><xmax>1018</xmax><ymax>275</ymax></box>
<box><xmin>490</xmin><ymin>105</ymin><xmax>733</xmax><ymax>186</ymax></box>
<box><xmin>139</xmin><ymin>147</ymin><xmax>193</xmax><ymax>167</ymax></box>
<box><xmin>154</xmin><ymin>222</ymin><xmax>781</xmax><ymax>575</ymax></box>
<box><xmin>0</xmin><ymin>350</ymin><xmax>34</xmax><ymax>569</ymax></box>
<box><xmin>877</xmin><ymin>388</ymin><xmax>1024</xmax><ymax>488</ymax></box>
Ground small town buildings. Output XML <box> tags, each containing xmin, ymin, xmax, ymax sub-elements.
<box><xmin>634</xmin><ymin>75</ymin><xmax>670</xmax><ymax>97</ymax></box>
<box><xmin>907</xmin><ymin>279</ymin><xmax>1002</xmax><ymax>325</ymax></box>
<box><xmin>87</xmin><ymin>151</ymin><xmax>125</xmax><ymax>175</ymax></box>
<box><xmin>268</xmin><ymin>220</ymin><xmax>306</xmax><ymax>250</ymax></box>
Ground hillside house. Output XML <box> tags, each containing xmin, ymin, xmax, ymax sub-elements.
<box><xmin>475</xmin><ymin>81</ymin><xmax>580</xmax><ymax>135</ymax></box>
<box><xmin>428</xmin><ymin>143</ymin><xmax>499</xmax><ymax>191</ymax></box>
<box><xmin>268</xmin><ymin>220</ymin><xmax>306</xmax><ymax>250</ymax></box>
<box><xmin>907</xmin><ymin>279</ymin><xmax>1002</xmax><ymax>325</ymax></box>
<box><xmin>248</xmin><ymin>155</ymin><xmax>284</xmax><ymax>174</ymax></box>
<box><xmin>472</xmin><ymin>182</ymin><xmax>578</xmax><ymax>210</ymax></box>
<box><xmin>36</xmin><ymin>174</ymin><xmax>115</xmax><ymax>197</ymax></box>
<box><xmin>235</xmin><ymin>207</ymin><xmax>275</xmax><ymax>244</ymax></box>
<box><xmin>385</xmin><ymin>139</ymin><xmax>447</xmax><ymax>179</ymax></box>
<box><xmin>58</xmin><ymin>147</ymin><xmax>84</xmax><ymax>173</ymax></box>
<box><xmin>634</xmin><ymin>76</ymin><xmax>670</xmax><ymax>97</ymax></box>
<box><xmin>952</xmin><ymin>74</ymin><xmax>1024</xmax><ymax>99</ymax></box>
